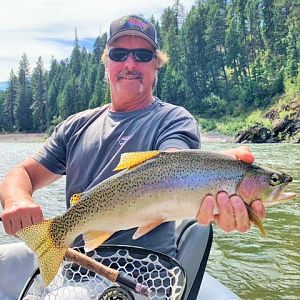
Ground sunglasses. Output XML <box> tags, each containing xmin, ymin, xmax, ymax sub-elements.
<box><xmin>109</xmin><ymin>48</ymin><xmax>156</xmax><ymax>62</ymax></box>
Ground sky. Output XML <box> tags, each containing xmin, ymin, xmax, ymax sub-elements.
<box><xmin>0</xmin><ymin>0</ymin><xmax>195</xmax><ymax>83</ymax></box>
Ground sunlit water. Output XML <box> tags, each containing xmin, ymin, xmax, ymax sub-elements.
<box><xmin>0</xmin><ymin>142</ymin><xmax>299</xmax><ymax>299</ymax></box>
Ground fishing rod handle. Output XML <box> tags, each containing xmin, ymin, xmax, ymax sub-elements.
<box><xmin>66</xmin><ymin>248</ymin><xmax>150</xmax><ymax>297</ymax></box>
<box><xmin>65</xmin><ymin>248</ymin><xmax>119</xmax><ymax>282</ymax></box>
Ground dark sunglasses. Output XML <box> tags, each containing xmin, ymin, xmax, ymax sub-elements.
<box><xmin>109</xmin><ymin>48</ymin><xmax>156</xmax><ymax>62</ymax></box>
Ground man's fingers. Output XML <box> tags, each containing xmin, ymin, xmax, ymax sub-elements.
<box><xmin>1</xmin><ymin>216</ymin><xmax>13</xmax><ymax>235</ymax></box>
<box><xmin>1</xmin><ymin>205</ymin><xmax>44</xmax><ymax>236</ymax></box>
<box><xmin>231</xmin><ymin>195</ymin><xmax>250</xmax><ymax>233</ymax></box>
<box><xmin>236</xmin><ymin>148</ymin><xmax>255</xmax><ymax>164</ymax></box>
<box><xmin>223</xmin><ymin>146</ymin><xmax>255</xmax><ymax>164</ymax></box>
<box><xmin>197</xmin><ymin>195</ymin><xmax>214</xmax><ymax>225</ymax></box>
<box><xmin>21</xmin><ymin>214</ymin><xmax>33</xmax><ymax>229</ymax></box>
<box><xmin>31</xmin><ymin>213</ymin><xmax>44</xmax><ymax>225</ymax></box>
<box><xmin>251</xmin><ymin>200</ymin><xmax>266</xmax><ymax>220</ymax></box>
<box><xmin>215</xmin><ymin>192</ymin><xmax>235</xmax><ymax>233</ymax></box>
<box><xmin>11</xmin><ymin>217</ymin><xmax>23</xmax><ymax>236</ymax></box>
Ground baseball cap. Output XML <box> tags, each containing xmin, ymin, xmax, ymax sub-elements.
<box><xmin>107</xmin><ymin>15</ymin><xmax>158</xmax><ymax>49</ymax></box>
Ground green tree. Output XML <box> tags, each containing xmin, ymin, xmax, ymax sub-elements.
<box><xmin>89</xmin><ymin>63</ymin><xmax>105</xmax><ymax>108</ymax></box>
<box><xmin>46</xmin><ymin>58</ymin><xmax>60</xmax><ymax>127</ymax></box>
<box><xmin>261</xmin><ymin>0</ymin><xmax>276</xmax><ymax>52</ymax></box>
<box><xmin>70</xmin><ymin>28</ymin><xmax>82</xmax><ymax>77</ymax></box>
<box><xmin>225</xmin><ymin>3</ymin><xmax>242</xmax><ymax>86</ymax></box>
<box><xmin>181</xmin><ymin>3</ymin><xmax>209</xmax><ymax>111</ymax></box>
<box><xmin>204</xmin><ymin>0</ymin><xmax>228</xmax><ymax>94</ymax></box>
<box><xmin>284</xmin><ymin>25</ymin><xmax>299</xmax><ymax>81</ymax></box>
<box><xmin>15</xmin><ymin>54</ymin><xmax>33</xmax><ymax>132</ymax></box>
<box><xmin>93</xmin><ymin>33</ymin><xmax>107</xmax><ymax>63</ymax></box>
<box><xmin>3</xmin><ymin>70</ymin><xmax>18</xmax><ymax>131</ymax></box>
<box><xmin>161</xmin><ymin>2</ymin><xmax>187</xmax><ymax>105</ymax></box>
<box><xmin>246</xmin><ymin>0</ymin><xmax>263</xmax><ymax>61</ymax></box>
<box><xmin>58</xmin><ymin>75</ymin><xmax>78</xmax><ymax>119</ymax></box>
<box><xmin>0</xmin><ymin>91</ymin><xmax>5</xmax><ymax>131</ymax></box>
<box><xmin>31</xmin><ymin>56</ymin><xmax>47</xmax><ymax>131</ymax></box>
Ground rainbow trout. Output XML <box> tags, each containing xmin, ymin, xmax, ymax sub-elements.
<box><xmin>17</xmin><ymin>150</ymin><xmax>296</xmax><ymax>285</ymax></box>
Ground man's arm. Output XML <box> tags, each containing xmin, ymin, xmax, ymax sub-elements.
<box><xmin>0</xmin><ymin>158</ymin><xmax>61</xmax><ymax>235</ymax></box>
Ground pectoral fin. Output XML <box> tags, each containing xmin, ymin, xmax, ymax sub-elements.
<box><xmin>114</xmin><ymin>151</ymin><xmax>161</xmax><ymax>171</ymax></box>
<box><xmin>133</xmin><ymin>218</ymin><xmax>166</xmax><ymax>240</ymax></box>
<box><xmin>246</xmin><ymin>204</ymin><xmax>267</xmax><ymax>237</ymax></box>
<box><xmin>83</xmin><ymin>230</ymin><xmax>113</xmax><ymax>252</ymax></box>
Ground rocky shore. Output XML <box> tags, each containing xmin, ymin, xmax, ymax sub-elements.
<box><xmin>234</xmin><ymin>95</ymin><xmax>300</xmax><ymax>143</ymax></box>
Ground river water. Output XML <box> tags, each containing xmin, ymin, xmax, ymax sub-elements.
<box><xmin>0</xmin><ymin>142</ymin><xmax>299</xmax><ymax>300</ymax></box>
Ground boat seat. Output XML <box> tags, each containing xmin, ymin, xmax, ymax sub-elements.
<box><xmin>175</xmin><ymin>219</ymin><xmax>241</xmax><ymax>300</ymax></box>
<box><xmin>175</xmin><ymin>219</ymin><xmax>213</xmax><ymax>300</ymax></box>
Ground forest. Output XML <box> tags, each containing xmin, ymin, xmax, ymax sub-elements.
<box><xmin>0</xmin><ymin>0</ymin><xmax>299</xmax><ymax>137</ymax></box>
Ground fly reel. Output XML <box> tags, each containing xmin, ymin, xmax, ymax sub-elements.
<box><xmin>99</xmin><ymin>286</ymin><xmax>135</xmax><ymax>300</ymax></box>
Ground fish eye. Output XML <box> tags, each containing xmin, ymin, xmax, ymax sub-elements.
<box><xmin>269</xmin><ymin>174</ymin><xmax>281</xmax><ymax>186</ymax></box>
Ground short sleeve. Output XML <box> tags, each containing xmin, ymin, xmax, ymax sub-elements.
<box><xmin>155</xmin><ymin>108</ymin><xmax>201</xmax><ymax>150</ymax></box>
<box><xmin>32</xmin><ymin>121</ymin><xmax>67</xmax><ymax>175</ymax></box>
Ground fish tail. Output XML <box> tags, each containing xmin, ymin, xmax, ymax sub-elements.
<box><xmin>246</xmin><ymin>204</ymin><xmax>268</xmax><ymax>237</ymax></box>
<box><xmin>17</xmin><ymin>220</ymin><xmax>68</xmax><ymax>286</ymax></box>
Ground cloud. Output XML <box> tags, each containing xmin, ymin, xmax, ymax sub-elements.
<box><xmin>0</xmin><ymin>0</ymin><xmax>195</xmax><ymax>81</ymax></box>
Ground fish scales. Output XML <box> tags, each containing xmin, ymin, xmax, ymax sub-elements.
<box><xmin>16</xmin><ymin>150</ymin><xmax>296</xmax><ymax>286</ymax></box>
<box><xmin>50</xmin><ymin>151</ymin><xmax>251</xmax><ymax>246</ymax></box>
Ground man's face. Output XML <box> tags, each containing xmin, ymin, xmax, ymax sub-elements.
<box><xmin>106</xmin><ymin>35</ymin><xmax>157</xmax><ymax>101</ymax></box>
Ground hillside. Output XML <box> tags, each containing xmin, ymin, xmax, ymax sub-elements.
<box><xmin>234</xmin><ymin>93</ymin><xmax>300</xmax><ymax>143</ymax></box>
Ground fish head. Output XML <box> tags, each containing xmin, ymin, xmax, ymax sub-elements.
<box><xmin>237</xmin><ymin>164</ymin><xmax>296</xmax><ymax>206</ymax></box>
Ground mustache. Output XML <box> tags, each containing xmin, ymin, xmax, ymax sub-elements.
<box><xmin>117</xmin><ymin>70</ymin><xmax>143</xmax><ymax>79</ymax></box>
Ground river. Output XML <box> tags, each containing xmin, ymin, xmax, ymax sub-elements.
<box><xmin>0</xmin><ymin>142</ymin><xmax>299</xmax><ymax>300</ymax></box>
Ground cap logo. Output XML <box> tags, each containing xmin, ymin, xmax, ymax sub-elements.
<box><xmin>120</xmin><ymin>16</ymin><xmax>149</xmax><ymax>31</ymax></box>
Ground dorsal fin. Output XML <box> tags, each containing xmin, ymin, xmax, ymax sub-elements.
<box><xmin>114</xmin><ymin>151</ymin><xmax>161</xmax><ymax>171</ymax></box>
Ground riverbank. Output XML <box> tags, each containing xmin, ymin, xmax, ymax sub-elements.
<box><xmin>0</xmin><ymin>133</ymin><xmax>233</xmax><ymax>143</ymax></box>
<box><xmin>0</xmin><ymin>133</ymin><xmax>47</xmax><ymax>143</ymax></box>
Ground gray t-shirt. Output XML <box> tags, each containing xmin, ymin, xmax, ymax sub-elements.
<box><xmin>33</xmin><ymin>98</ymin><xmax>200</xmax><ymax>256</ymax></box>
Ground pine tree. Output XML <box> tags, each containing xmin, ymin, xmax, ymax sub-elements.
<box><xmin>246</xmin><ymin>0</ymin><xmax>263</xmax><ymax>61</ymax></box>
<box><xmin>204</xmin><ymin>0</ymin><xmax>228</xmax><ymax>94</ymax></box>
<box><xmin>70</xmin><ymin>28</ymin><xmax>82</xmax><ymax>77</ymax></box>
<box><xmin>46</xmin><ymin>58</ymin><xmax>60</xmax><ymax>127</ymax></box>
<box><xmin>284</xmin><ymin>25</ymin><xmax>299</xmax><ymax>81</ymax></box>
<box><xmin>15</xmin><ymin>54</ymin><xmax>33</xmax><ymax>132</ymax></box>
<box><xmin>4</xmin><ymin>70</ymin><xmax>18</xmax><ymax>131</ymax></box>
<box><xmin>225</xmin><ymin>4</ymin><xmax>242</xmax><ymax>86</ymax></box>
<box><xmin>89</xmin><ymin>63</ymin><xmax>105</xmax><ymax>108</ymax></box>
<box><xmin>58</xmin><ymin>75</ymin><xmax>77</xmax><ymax>119</ymax></box>
<box><xmin>161</xmin><ymin>2</ymin><xmax>188</xmax><ymax>105</ymax></box>
<box><xmin>31</xmin><ymin>56</ymin><xmax>47</xmax><ymax>132</ymax></box>
<box><xmin>181</xmin><ymin>3</ymin><xmax>209</xmax><ymax>111</ymax></box>
<box><xmin>0</xmin><ymin>91</ymin><xmax>5</xmax><ymax>131</ymax></box>
<box><xmin>93</xmin><ymin>32</ymin><xmax>107</xmax><ymax>63</ymax></box>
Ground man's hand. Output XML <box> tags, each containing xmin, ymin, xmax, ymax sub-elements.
<box><xmin>1</xmin><ymin>158</ymin><xmax>60</xmax><ymax>236</ymax></box>
<box><xmin>1</xmin><ymin>199</ymin><xmax>44</xmax><ymax>235</ymax></box>
<box><xmin>222</xmin><ymin>145</ymin><xmax>255</xmax><ymax>164</ymax></box>
<box><xmin>196</xmin><ymin>146</ymin><xmax>266</xmax><ymax>233</ymax></box>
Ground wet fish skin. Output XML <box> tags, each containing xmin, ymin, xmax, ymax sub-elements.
<box><xmin>17</xmin><ymin>150</ymin><xmax>295</xmax><ymax>285</ymax></box>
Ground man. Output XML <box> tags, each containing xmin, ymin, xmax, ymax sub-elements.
<box><xmin>0</xmin><ymin>15</ymin><xmax>265</xmax><ymax>299</ymax></box>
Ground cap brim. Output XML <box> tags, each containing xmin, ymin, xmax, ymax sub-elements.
<box><xmin>107</xmin><ymin>29</ymin><xmax>157</xmax><ymax>49</ymax></box>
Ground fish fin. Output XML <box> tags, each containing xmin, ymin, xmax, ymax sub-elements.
<box><xmin>83</xmin><ymin>230</ymin><xmax>113</xmax><ymax>252</ymax></box>
<box><xmin>246</xmin><ymin>204</ymin><xmax>268</xmax><ymax>237</ymax></box>
<box><xmin>114</xmin><ymin>151</ymin><xmax>161</xmax><ymax>171</ymax></box>
<box><xmin>133</xmin><ymin>219</ymin><xmax>166</xmax><ymax>239</ymax></box>
<box><xmin>17</xmin><ymin>220</ymin><xmax>68</xmax><ymax>286</ymax></box>
<box><xmin>70</xmin><ymin>193</ymin><xmax>83</xmax><ymax>206</ymax></box>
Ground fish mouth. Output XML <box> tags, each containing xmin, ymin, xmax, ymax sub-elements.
<box><xmin>265</xmin><ymin>191</ymin><xmax>297</xmax><ymax>207</ymax></box>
